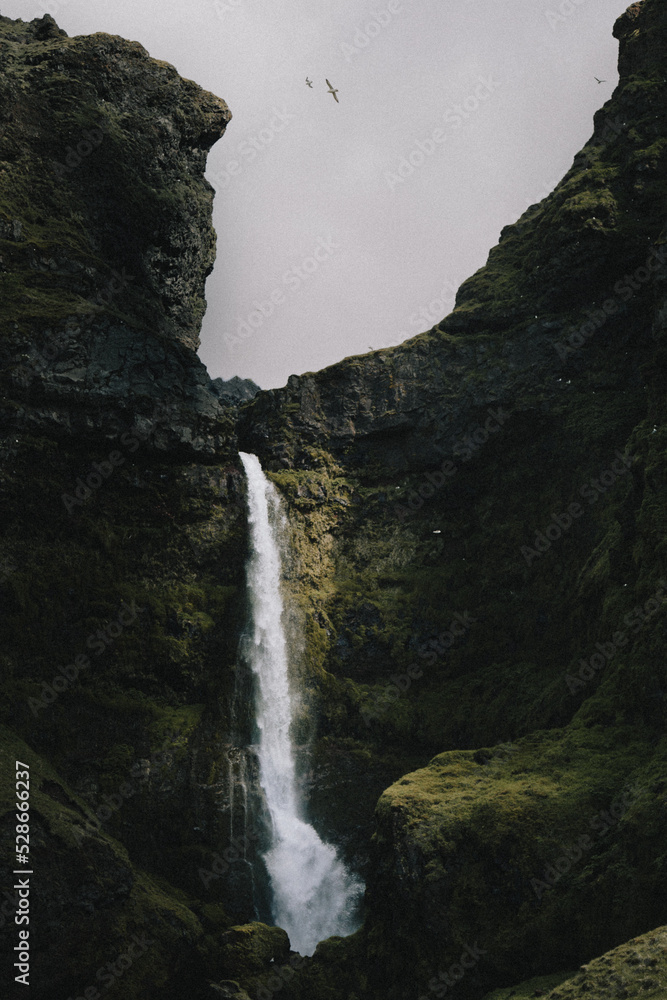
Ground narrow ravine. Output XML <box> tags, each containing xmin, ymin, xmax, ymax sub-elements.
<box><xmin>239</xmin><ymin>452</ymin><xmax>361</xmax><ymax>956</ymax></box>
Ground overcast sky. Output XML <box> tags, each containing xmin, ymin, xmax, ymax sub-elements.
<box><xmin>6</xmin><ymin>0</ymin><xmax>626</xmax><ymax>388</ymax></box>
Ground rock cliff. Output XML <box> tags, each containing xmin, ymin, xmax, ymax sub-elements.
<box><xmin>0</xmin><ymin>15</ymin><xmax>259</xmax><ymax>1000</ymax></box>
<box><xmin>238</xmin><ymin>0</ymin><xmax>667</xmax><ymax>996</ymax></box>
<box><xmin>0</xmin><ymin>12</ymin><xmax>233</xmax><ymax>455</ymax></box>
<box><xmin>1</xmin><ymin>4</ymin><xmax>667</xmax><ymax>1000</ymax></box>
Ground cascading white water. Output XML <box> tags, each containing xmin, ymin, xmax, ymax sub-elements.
<box><xmin>239</xmin><ymin>452</ymin><xmax>361</xmax><ymax>956</ymax></box>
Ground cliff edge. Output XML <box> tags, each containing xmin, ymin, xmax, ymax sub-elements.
<box><xmin>0</xmin><ymin>13</ymin><xmax>233</xmax><ymax>454</ymax></box>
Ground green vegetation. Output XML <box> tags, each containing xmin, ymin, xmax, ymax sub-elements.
<box><xmin>3</xmin><ymin>3</ymin><xmax>667</xmax><ymax>999</ymax></box>
<box><xmin>482</xmin><ymin>925</ymin><xmax>667</xmax><ymax>1000</ymax></box>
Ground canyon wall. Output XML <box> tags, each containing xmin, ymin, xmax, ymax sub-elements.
<box><xmin>1</xmin><ymin>5</ymin><xmax>667</xmax><ymax>1000</ymax></box>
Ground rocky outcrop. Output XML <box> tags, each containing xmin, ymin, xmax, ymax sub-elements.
<box><xmin>211</xmin><ymin>376</ymin><xmax>261</xmax><ymax>407</ymax></box>
<box><xmin>483</xmin><ymin>924</ymin><xmax>667</xmax><ymax>1000</ymax></box>
<box><xmin>368</xmin><ymin>731</ymin><xmax>666</xmax><ymax>997</ymax></box>
<box><xmin>236</xmin><ymin>2</ymin><xmax>667</xmax><ymax>997</ymax></box>
<box><xmin>0</xmin><ymin>13</ymin><xmax>233</xmax><ymax>455</ymax></box>
<box><xmin>0</xmin><ymin>14</ymin><xmax>265</xmax><ymax>1000</ymax></box>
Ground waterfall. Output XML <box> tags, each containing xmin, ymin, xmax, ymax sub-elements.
<box><xmin>239</xmin><ymin>452</ymin><xmax>361</xmax><ymax>956</ymax></box>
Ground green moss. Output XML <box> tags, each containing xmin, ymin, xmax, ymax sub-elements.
<box><xmin>147</xmin><ymin>703</ymin><xmax>205</xmax><ymax>756</ymax></box>
<box><xmin>3</xmin><ymin>6</ymin><xmax>667</xmax><ymax>999</ymax></box>
<box><xmin>367</xmin><ymin>726</ymin><xmax>667</xmax><ymax>995</ymax></box>
<box><xmin>219</xmin><ymin>921</ymin><xmax>290</xmax><ymax>979</ymax></box>
<box><xmin>483</xmin><ymin>925</ymin><xmax>667</xmax><ymax>1000</ymax></box>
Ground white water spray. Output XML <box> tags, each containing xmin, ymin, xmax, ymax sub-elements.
<box><xmin>239</xmin><ymin>452</ymin><xmax>361</xmax><ymax>956</ymax></box>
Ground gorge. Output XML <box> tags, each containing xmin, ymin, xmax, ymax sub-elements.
<box><xmin>0</xmin><ymin>4</ymin><xmax>667</xmax><ymax>1000</ymax></box>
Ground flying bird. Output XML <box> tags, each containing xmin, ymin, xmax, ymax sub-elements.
<box><xmin>594</xmin><ymin>76</ymin><xmax>606</xmax><ymax>84</ymax></box>
<box><xmin>306</xmin><ymin>77</ymin><xmax>312</xmax><ymax>87</ymax></box>
<box><xmin>326</xmin><ymin>79</ymin><xmax>339</xmax><ymax>103</ymax></box>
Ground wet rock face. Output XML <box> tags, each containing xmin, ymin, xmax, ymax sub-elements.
<box><xmin>0</xmin><ymin>12</ymin><xmax>233</xmax><ymax>452</ymax></box>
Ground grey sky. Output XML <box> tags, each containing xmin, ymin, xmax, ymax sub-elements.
<box><xmin>6</xmin><ymin>0</ymin><xmax>625</xmax><ymax>388</ymax></box>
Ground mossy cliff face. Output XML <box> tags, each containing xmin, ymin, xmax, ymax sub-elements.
<box><xmin>0</xmin><ymin>15</ymin><xmax>273</xmax><ymax>1000</ymax></box>
<box><xmin>0</xmin><ymin>13</ymin><xmax>233</xmax><ymax>454</ymax></box>
<box><xmin>366</xmin><ymin>729</ymin><xmax>667</xmax><ymax>997</ymax></box>
<box><xmin>236</xmin><ymin>1</ymin><xmax>667</xmax><ymax>997</ymax></box>
<box><xmin>3</xmin><ymin>4</ymin><xmax>667</xmax><ymax>1000</ymax></box>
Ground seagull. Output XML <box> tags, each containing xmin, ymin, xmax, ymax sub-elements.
<box><xmin>306</xmin><ymin>77</ymin><xmax>313</xmax><ymax>88</ymax></box>
<box><xmin>326</xmin><ymin>79</ymin><xmax>339</xmax><ymax>103</ymax></box>
<box><xmin>594</xmin><ymin>76</ymin><xmax>606</xmax><ymax>84</ymax></box>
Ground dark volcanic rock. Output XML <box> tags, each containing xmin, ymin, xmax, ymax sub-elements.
<box><xmin>0</xmin><ymin>14</ymin><xmax>263</xmax><ymax>1000</ymax></box>
<box><xmin>0</xmin><ymin>12</ymin><xmax>233</xmax><ymax>454</ymax></box>
<box><xmin>235</xmin><ymin>2</ymin><xmax>667</xmax><ymax>998</ymax></box>
<box><xmin>238</xmin><ymin>0</ymin><xmax>667</xmax><ymax>476</ymax></box>
<box><xmin>211</xmin><ymin>376</ymin><xmax>261</xmax><ymax>407</ymax></box>
<box><xmin>2</xmin><ymin>5</ymin><xmax>667</xmax><ymax>1000</ymax></box>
